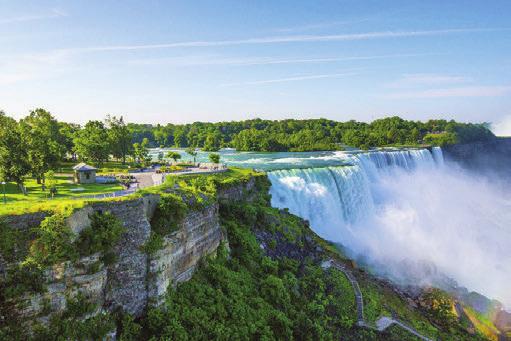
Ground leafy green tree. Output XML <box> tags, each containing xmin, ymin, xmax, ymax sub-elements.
<box><xmin>44</xmin><ymin>170</ymin><xmax>57</xmax><ymax>198</ymax></box>
<box><xmin>133</xmin><ymin>138</ymin><xmax>150</xmax><ymax>165</ymax></box>
<box><xmin>166</xmin><ymin>151</ymin><xmax>181</xmax><ymax>163</ymax></box>
<box><xmin>73</xmin><ymin>120</ymin><xmax>110</xmax><ymax>166</ymax></box>
<box><xmin>157</xmin><ymin>152</ymin><xmax>164</xmax><ymax>162</ymax></box>
<box><xmin>19</xmin><ymin>109</ymin><xmax>64</xmax><ymax>183</ymax></box>
<box><xmin>208</xmin><ymin>153</ymin><xmax>220</xmax><ymax>164</ymax></box>
<box><xmin>203</xmin><ymin>132</ymin><xmax>221</xmax><ymax>151</ymax></box>
<box><xmin>58</xmin><ymin>122</ymin><xmax>80</xmax><ymax>161</ymax></box>
<box><xmin>185</xmin><ymin>147</ymin><xmax>197</xmax><ymax>164</ymax></box>
<box><xmin>424</xmin><ymin>132</ymin><xmax>458</xmax><ymax>146</ymax></box>
<box><xmin>173</xmin><ymin>128</ymin><xmax>188</xmax><ymax>147</ymax></box>
<box><xmin>0</xmin><ymin>112</ymin><xmax>31</xmax><ymax>194</ymax></box>
<box><xmin>106</xmin><ymin>115</ymin><xmax>132</xmax><ymax>164</ymax></box>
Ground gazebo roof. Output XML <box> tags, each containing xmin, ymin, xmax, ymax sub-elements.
<box><xmin>73</xmin><ymin>163</ymin><xmax>97</xmax><ymax>171</ymax></box>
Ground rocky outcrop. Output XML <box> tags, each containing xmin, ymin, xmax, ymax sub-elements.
<box><xmin>1</xmin><ymin>179</ymin><xmax>260</xmax><ymax>332</ymax></box>
<box><xmin>147</xmin><ymin>203</ymin><xmax>223</xmax><ymax>305</ymax></box>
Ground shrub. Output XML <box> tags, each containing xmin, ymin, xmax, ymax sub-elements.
<box><xmin>75</xmin><ymin>211</ymin><xmax>124</xmax><ymax>259</ymax></box>
<box><xmin>151</xmin><ymin>193</ymin><xmax>188</xmax><ymax>236</ymax></box>
<box><xmin>1</xmin><ymin>263</ymin><xmax>45</xmax><ymax>299</ymax></box>
<box><xmin>208</xmin><ymin>153</ymin><xmax>220</xmax><ymax>164</ymax></box>
<box><xmin>141</xmin><ymin>232</ymin><xmax>165</xmax><ymax>256</ymax></box>
<box><xmin>118</xmin><ymin>313</ymin><xmax>142</xmax><ymax>341</ymax></box>
<box><xmin>0</xmin><ymin>221</ymin><xmax>32</xmax><ymax>263</ymax></box>
<box><xmin>24</xmin><ymin>213</ymin><xmax>78</xmax><ymax>267</ymax></box>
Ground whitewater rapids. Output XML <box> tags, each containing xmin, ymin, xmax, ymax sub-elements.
<box><xmin>268</xmin><ymin>148</ymin><xmax>511</xmax><ymax>306</ymax></box>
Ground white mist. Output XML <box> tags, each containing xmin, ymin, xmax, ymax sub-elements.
<box><xmin>269</xmin><ymin>149</ymin><xmax>511</xmax><ymax>307</ymax></box>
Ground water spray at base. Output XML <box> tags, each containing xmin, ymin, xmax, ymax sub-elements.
<box><xmin>268</xmin><ymin>148</ymin><xmax>511</xmax><ymax>307</ymax></box>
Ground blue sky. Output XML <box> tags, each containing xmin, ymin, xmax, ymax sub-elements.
<box><xmin>1</xmin><ymin>0</ymin><xmax>510</xmax><ymax>126</ymax></box>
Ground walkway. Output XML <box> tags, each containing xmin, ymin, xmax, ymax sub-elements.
<box><xmin>166</xmin><ymin>168</ymin><xmax>228</xmax><ymax>176</ymax></box>
<box><xmin>76</xmin><ymin>167</ymin><xmax>227</xmax><ymax>200</ymax></box>
<box><xmin>322</xmin><ymin>259</ymin><xmax>434</xmax><ymax>341</ymax></box>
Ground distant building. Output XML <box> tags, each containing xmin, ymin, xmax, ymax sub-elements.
<box><xmin>73</xmin><ymin>163</ymin><xmax>97</xmax><ymax>184</ymax></box>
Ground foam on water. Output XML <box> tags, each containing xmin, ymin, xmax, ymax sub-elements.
<box><xmin>268</xmin><ymin>148</ymin><xmax>511</xmax><ymax>306</ymax></box>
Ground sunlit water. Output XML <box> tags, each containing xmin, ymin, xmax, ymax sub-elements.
<box><xmin>150</xmin><ymin>147</ymin><xmax>511</xmax><ymax>306</ymax></box>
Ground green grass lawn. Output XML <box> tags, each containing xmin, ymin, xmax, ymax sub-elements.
<box><xmin>0</xmin><ymin>175</ymin><xmax>122</xmax><ymax>216</ymax></box>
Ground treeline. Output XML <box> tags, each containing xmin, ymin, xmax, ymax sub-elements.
<box><xmin>0</xmin><ymin>109</ymin><xmax>495</xmax><ymax>189</ymax></box>
<box><xmin>0</xmin><ymin>109</ymin><xmax>136</xmax><ymax>192</ymax></box>
<box><xmin>130</xmin><ymin>116</ymin><xmax>495</xmax><ymax>152</ymax></box>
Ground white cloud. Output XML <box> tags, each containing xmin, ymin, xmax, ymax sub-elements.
<box><xmin>383</xmin><ymin>86</ymin><xmax>511</xmax><ymax>99</ymax></box>
<box><xmin>127</xmin><ymin>53</ymin><xmax>436</xmax><ymax>67</ymax></box>
<box><xmin>274</xmin><ymin>18</ymin><xmax>373</xmax><ymax>33</ymax></box>
<box><xmin>492</xmin><ymin>116</ymin><xmax>511</xmax><ymax>136</ymax></box>
<box><xmin>221</xmin><ymin>72</ymin><xmax>357</xmax><ymax>87</ymax></box>
<box><xmin>387</xmin><ymin>73</ymin><xmax>470</xmax><ymax>88</ymax></box>
<box><xmin>0</xmin><ymin>8</ymin><xmax>67</xmax><ymax>25</ymax></box>
<box><xmin>66</xmin><ymin>28</ymin><xmax>495</xmax><ymax>52</ymax></box>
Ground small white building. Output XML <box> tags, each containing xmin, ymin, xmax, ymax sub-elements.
<box><xmin>73</xmin><ymin>163</ymin><xmax>97</xmax><ymax>184</ymax></box>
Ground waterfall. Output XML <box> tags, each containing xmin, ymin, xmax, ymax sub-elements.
<box><xmin>268</xmin><ymin>148</ymin><xmax>511</xmax><ymax>306</ymax></box>
<box><xmin>268</xmin><ymin>148</ymin><xmax>438</xmax><ymax>242</ymax></box>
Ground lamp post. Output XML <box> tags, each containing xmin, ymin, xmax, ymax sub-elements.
<box><xmin>1</xmin><ymin>182</ymin><xmax>5</xmax><ymax>204</ymax></box>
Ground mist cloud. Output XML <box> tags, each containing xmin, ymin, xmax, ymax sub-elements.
<box><xmin>492</xmin><ymin>116</ymin><xmax>511</xmax><ymax>136</ymax></box>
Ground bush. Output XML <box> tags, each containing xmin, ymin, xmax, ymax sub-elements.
<box><xmin>141</xmin><ymin>232</ymin><xmax>165</xmax><ymax>256</ymax></box>
<box><xmin>208</xmin><ymin>153</ymin><xmax>220</xmax><ymax>163</ymax></box>
<box><xmin>75</xmin><ymin>211</ymin><xmax>124</xmax><ymax>259</ymax></box>
<box><xmin>25</xmin><ymin>213</ymin><xmax>78</xmax><ymax>267</ymax></box>
<box><xmin>0</xmin><ymin>221</ymin><xmax>32</xmax><ymax>263</ymax></box>
<box><xmin>151</xmin><ymin>193</ymin><xmax>188</xmax><ymax>236</ymax></box>
<box><xmin>118</xmin><ymin>313</ymin><xmax>142</xmax><ymax>341</ymax></box>
<box><xmin>1</xmin><ymin>263</ymin><xmax>45</xmax><ymax>300</ymax></box>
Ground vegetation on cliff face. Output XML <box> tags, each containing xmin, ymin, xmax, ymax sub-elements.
<box><xmin>0</xmin><ymin>210</ymin><xmax>124</xmax><ymax>340</ymax></box>
<box><xmin>135</xmin><ymin>183</ymin><xmax>363</xmax><ymax>340</ymax></box>
<box><xmin>0</xmin><ymin>169</ymin><xmax>496</xmax><ymax>340</ymax></box>
<box><xmin>117</xmin><ymin>172</ymin><xmax>489</xmax><ymax>340</ymax></box>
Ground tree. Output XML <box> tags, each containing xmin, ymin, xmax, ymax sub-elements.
<box><xmin>202</xmin><ymin>132</ymin><xmax>221</xmax><ymax>151</ymax></box>
<box><xmin>44</xmin><ymin>170</ymin><xmax>57</xmax><ymax>198</ymax></box>
<box><xmin>106</xmin><ymin>115</ymin><xmax>131</xmax><ymax>164</ymax></box>
<box><xmin>208</xmin><ymin>153</ymin><xmax>220</xmax><ymax>164</ymax></box>
<box><xmin>58</xmin><ymin>122</ymin><xmax>80</xmax><ymax>161</ymax></box>
<box><xmin>423</xmin><ymin>132</ymin><xmax>457</xmax><ymax>146</ymax></box>
<box><xmin>19</xmin><ymin>109</ymin><xmax>64</xmax><ymax>183</ymax></box>
<box><xmin>185</xmin><ymin>147</ymin><xmax>197</xmax><ymax>164</ymax></box>
<box><xmin>166</xmin><ymin>151</ymin><xmax>181</xmax><ymax>163</ymax></box>
<box><xmin>133</xmin><ymin>138</ymin><xmax>150</xmax><ymax>165</ymax></box>
<box><xmin>0</xmin><ymin>112</ymin><xmax>31</xmax><ymax>194</ymax></box>
<box><xmin>74</xmin><ymin>120</ymin><xmax>110</xmax><ymax>166</ymax></box>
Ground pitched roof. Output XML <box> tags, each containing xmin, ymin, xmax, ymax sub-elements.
<box><xmin>73</xmin><ymin>163</ymin><xmax>97</xmax><ymax>171</ymax></box>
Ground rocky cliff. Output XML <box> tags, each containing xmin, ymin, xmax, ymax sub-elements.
<box><xmin>0</xmin><ymin>176</ymin><xmax>260</xmax><ymax>338</ymax></box>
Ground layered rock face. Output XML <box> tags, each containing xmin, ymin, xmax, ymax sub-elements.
<box><xmin>147</xmin><ymin>203</ymin><xmax>223</xmax><ymax>305</ymax></box>
<box><xmin>1</xmin><ymin>189</ymin><xmax>230</xmax><ymax>328</ymax></box>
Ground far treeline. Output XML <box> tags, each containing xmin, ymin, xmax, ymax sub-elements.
<box><xmin>0</xmin><ymin>109</ymin><xmax>495</xmax><ymax>185</ymax></box>
<box><xmin>131</xmin><ymin>115</ymin><xmax>495</xmax><ymax>151</ymax></box>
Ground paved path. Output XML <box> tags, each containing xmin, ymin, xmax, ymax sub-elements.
<box><xmin>322</xmin><ymin>259</ymin><xmax>434</xmax><ymax>340</ymax></box>
<box><xmin>166</xmin><ymin>168</ymin><xmax>228</xmax><ymax>176</ymax></box>
<box><xmin>77</xmin><ymin>168</ymin><xmax>227</xmax><ymax>200</ymax></box>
